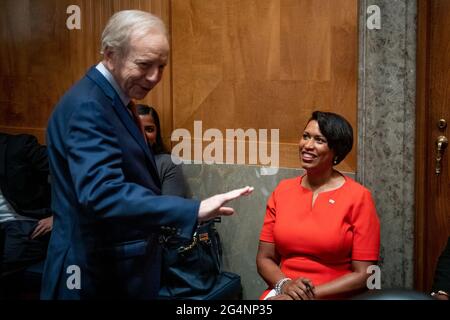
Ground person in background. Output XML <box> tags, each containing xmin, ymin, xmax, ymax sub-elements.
<box><xmin>431</xmin><ymin>236</ymin><xmax>450</xmax><ymax>300</ymax></box>
<box><xmin>0</xmin><ymin>132</ymin><xmax>52</xmax><ymax>274</ymax></box>
<box><xmin>42</xmin><ymin>10</ymin><xmax>252</xmax><ymax>299</ymax></box>
<box><xmin>136</xmin><ymin>104</ymin><xmax>186</xmax><ymax>197</ymax></box>
<box><xmin>256</xmin><ymin>111</ymin><xmax>380</xmax><ymax>300</ymax></box>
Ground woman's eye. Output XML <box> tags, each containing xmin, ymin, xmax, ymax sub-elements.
<box><xmin>315</xmin><ymin>138</ymin><xmax>326</xmax><ymax>144</ymax></box>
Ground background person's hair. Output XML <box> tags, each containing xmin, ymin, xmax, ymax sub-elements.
<box><xmin>136</xmin><ymin>104</ymin><xmax>168</xmax><ymax>155</ymax></box>
<box><xmin>308</xmin><ymin>111</ymin><xmax>353</xmax><ymax>165</ymax></box>
<box><xmin>101</xmin><ymin>10</ymin><xmax>167</xmax><ymax>57</ymax></box>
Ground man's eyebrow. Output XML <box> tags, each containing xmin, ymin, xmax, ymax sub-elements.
<box><xmin>134</xmin><ymin>58</ymin><xmax>167</xmax><ymax>66</ymax></box>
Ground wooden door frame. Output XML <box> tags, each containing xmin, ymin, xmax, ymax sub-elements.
<box><xmin>415</xmin><ymin>0</ymin><xmax>428</xmax><ymax>292</ymax></box>
<box><xmin>415</xmin><ymin>0</ymin><xmax>443</xmax><ymax>292</ymax></box>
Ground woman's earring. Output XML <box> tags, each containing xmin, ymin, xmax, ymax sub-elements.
<box><xmin>333</xmin><ymin>158</ymin><xmax>338</xmax><ymax>165</ymax></box>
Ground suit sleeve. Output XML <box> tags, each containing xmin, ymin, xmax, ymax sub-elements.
<box><xmin>432</xmin><ymin>237</ymin><xmax>450</xmax><ymax>293</ymax></box>
<box><xmin>21</xmin><ymin>134</ymin><xmax>49</xmax><ymax>181</ymax></box>
<box><xmin>7</xmin><ymin>135</ymin><xmax>51</xmax><ymax>218</ymax></box>
<box><xmin>65</xmin><ymin>100</ymin><xmax>199</xmax><ymax>238</ymax></box>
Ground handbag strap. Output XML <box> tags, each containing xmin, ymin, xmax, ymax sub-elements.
<box><xmin>177</xmin><ymin>236</ymin><xmax>198</xmax><ymax>253</ymax></box>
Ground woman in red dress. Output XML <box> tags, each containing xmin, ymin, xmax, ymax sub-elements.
<box><xmin>256</xmin><ymin>111</ymin><xmax>380</xmax><ymax>300</ymax></box>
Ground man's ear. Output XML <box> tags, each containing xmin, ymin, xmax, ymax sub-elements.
<box><xmin>103</xmin><ymin>47</ymin><xmax>116</xmax><ymax>71</ymax></box>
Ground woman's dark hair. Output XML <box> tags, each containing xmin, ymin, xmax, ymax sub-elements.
<box><xmin>135</xmin><ymin>104</ymin><xmax>168</xmax><ymax>154</ymax></box>
<box><xmin>308</xmin><ymin>111</ymin><xmax>353</xmax><ymax>165</ymax></box>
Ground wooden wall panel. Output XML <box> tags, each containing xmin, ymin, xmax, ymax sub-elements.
<box><xmin>171</xmin><ymin>0</ymin><xmax>357</xmax><ymax>170</ymax></box>
<box><xmin>1</xmin><ymin>0</ymin><xmax>358</xmax><ymax>171</ymax></box>
<box><xmin>0</xmin><ymin>0</ymin><xmax>171</xmax><ymax>144</ymax></box>
<box><xmin>0</xmin><ymin>0</ymin><xmax>72</xmax><ymax>142</ymax></box>
<box><xmin>281</xmin><ymin>0</ymin><xmax>331</xmax><ymax>81</ymax></box>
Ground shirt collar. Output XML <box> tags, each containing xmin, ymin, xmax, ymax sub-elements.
<box><xmin>95</xmin><ymin>62</ymin><xmax>130</xmax><ymax>107</ymax></box>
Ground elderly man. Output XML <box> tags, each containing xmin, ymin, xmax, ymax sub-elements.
<box><xmin>42</xmin><ymin>10</ymin><xmax>252</xmax><ymax>299</ymax></box>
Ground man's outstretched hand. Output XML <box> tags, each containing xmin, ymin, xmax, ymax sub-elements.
<box><xmin>198</xmin><ymin>186</ymin><xmax>254</xmax><ymax>222</ymax></box>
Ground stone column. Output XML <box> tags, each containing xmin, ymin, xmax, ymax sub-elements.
<box><xmin>357</xmin><ymin>0</ymin><xmax>416</xmax><ymax>289</ymax></box>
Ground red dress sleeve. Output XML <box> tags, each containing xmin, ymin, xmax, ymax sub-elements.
<box><xmin>259</xmin><ymin>190</ymin><xmax>276</xmax><ymax>243</ymax></box>
<box><xmin>351</xmin><ymin>189</ymin><xmax>380</xmax><ymax>261</ymax></box>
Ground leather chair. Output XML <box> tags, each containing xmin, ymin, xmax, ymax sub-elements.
<box><xmin>352</xmin><ymin>288</ymin><xmax>434</xmax><ymax>300</ymax></box>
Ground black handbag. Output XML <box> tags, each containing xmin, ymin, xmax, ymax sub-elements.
<box><xmin>158</xmin><ymin>218</ymin><xmax>223</xmax><ymax>299</ymax></box>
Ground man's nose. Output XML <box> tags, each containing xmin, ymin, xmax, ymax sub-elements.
<box><xmin>146</xmin><ymin>66</ymin><xmax>161</xmax><ymax>83</ymax></box>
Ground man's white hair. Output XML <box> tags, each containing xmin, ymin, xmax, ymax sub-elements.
<box><xmin>101</xmin><ymin>10</ymin><xmax>167</xmax><ymax>56</ymax></box>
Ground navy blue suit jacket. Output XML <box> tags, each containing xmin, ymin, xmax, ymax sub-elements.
<box><xmin>41</xmin><ymin>67</ymin><xmax>199</xmax><ymax>299</ymax></box>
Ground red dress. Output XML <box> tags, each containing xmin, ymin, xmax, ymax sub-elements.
<box><xmin>259</xmin><ymin>175</ymin><xmax>380</xmax><ymax>299</ymax></box>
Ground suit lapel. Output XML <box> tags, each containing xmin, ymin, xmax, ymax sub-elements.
<box><xmin>86</xmin><ymin>67</ymin><xmax>161</xmax><ymax>187</ymax></box>
<box><xmin>110</xmin><ymin>95</ymin><xmax>161</xmax><ymax>186</ymax></box>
